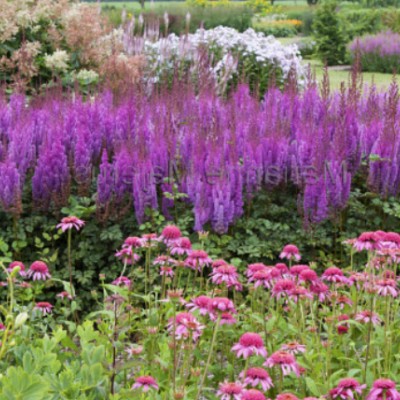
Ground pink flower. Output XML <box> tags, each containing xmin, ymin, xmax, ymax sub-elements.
<box><xmin>336</xmin><ymin>295</ymin><xmax>353</xmax><ymax>309</ymax></box>
<box><xmin>160</xmin><ymin>225</ymin><xmax>181</xmax><ymax>244</ymax></box>
<box><xmin>289</xmin><ymin>264</ymin><xmax>310</xmax><ymax>278</ymax></box>
<box><xmin>299</xmin><ymin>269</ymin><xmax>319</xmax><ymax>283</ymax></box>
<box><xmin>366</xmin><ymin>379</ymin><xmax>400</xmax><ymax>400</ymax></box>
<box><xmin>112</xmin><ymin>276</ymin><xmax>132</xmax><ymax>288</ymax></box>
<box><xmin>34</xmin><ymin>302</ymin><xmax>53</xmax><ymax>315</ymax></box>
<box><xmin>275</xmin><ymin>263</ymin><xmax>289</xmax><ymax>274</ymax></box>
<box><xmin>153</xmin><ymin>255</ymin><xmax>176</xmax><ymax>266</ymax></box>
<box><xmin>231</xmin><ymin>332</ymin><xmax>267</xmax><ymax>359</ymax></box>
<box><xmin>0</xmin><ymin>323</ymin><xmax>6</xmax><ymax>330</ymax></box>
<box><xmin>329</xmin><ymin>378</ymin><xmax>366</xmax><ymax>399</ymax></box>
<box><xmin>272</xmin><ymin>279</ymin><xmax>296</xmax><ymax>299</ymax></box>
<box><xmin>125</xmin><ymin>345</ymin><xmax>143</xmax><ymax>357</ymax></box>
<box><xmin>186</xmin><ymin>295</ymin><xmax>211</xmax><ymax>316</ymax></box>
<box><xmin>56</xmin><ymin>291</ymin><xmax>74</xmax><ymax>300</ymax></box>
<box><xmin>160</xmin><ymin>266</ymin><xmax>174</xmax><ymax>277</ymax></box>
<box><xmin>123</xmin><ymin>236</ymin><xmax>142</xmax><ymax>248</ymax></box>
<box><xmin>240</xmin><ymin>367</ymin><xmax>273</xmax><ymax>391</ymax></box>
<box><xmin>131</xmin><ymin>376</ymin><xmax>158</xmax><ymax>392</ymax></box>
<box><xmin>185</xmin><ymin>250</ymin><xmax>212</xmax><ymax>270</ymax></box>
<box><xmin>288</xmin><ymin>286</ymin><xmax>313</xmax><ymax>303</ymax></box>
<box><xmin>264</xmin><ymin>351</ymin><xmax>300</xmax><ymax>377</ymax></box>
<box><xmin>7</xmin><ymin>261</ymin><xmax>26</xmax><ymax>277</ymax></box>
<box><xmin>355</xmin><ymin>310</ymin><xmax>381</xmax><ymax>325</ymax></box>
<box><xmin>140</xmin><ymin>233</ymin><xmax>160</xmax><ymax>248</ymax></box>
<box><xmin>280</xmin><ymin>342</ymin><xmax>306</xmax><ymax>355</ymax></box>
<box><xmin>56</xmin><ymin>216</ymin><xmax>84</xmax><ymax>232</ymax></box>
<box><xmin>280</xmin><ymin>244</ymin><xmax>301</xmax><ymax>261</ymax></box>
<box><xmin>241</xmin><ymin>389</ymin><xmax>267</xmax><ymax>400</ymax></box>
<box><xmin>276</xmin><ymin>394</ymin><xmax>299</xmax><ymax>400</ymax></box>
<box><xmin>322</xmin><ymin>267</ymin><xmax>351</xmax><ymax>285</ymax></box>
<box><xmin>246</xmin><ymin>263</ymin><xmax>268</xmax><ymax>278</ymax></box>
<box><xmin>212</xmin><ymin>259</ymin><xmax>229</xmax><ymax>269</ymax></box>
<box><xmin>167</xmin><ymin>312</ymin><xmax>204</xmax><ymax>342</ymax></box>
<box><xmin>208</xmin><ymin>297</ymin><xmax>236</xmax><ymax>314</ymax></box>
<box><xmin>170</xmin><ymin>237</ymin><xmax>192</xmax><ymax>256</ymax></box>
<box><xmin>27</xmin><ymin>261</ymin><xmax>51</xmax><ymax>281</ymax></box>
<box><xmin>337</xmin><ymin>314</ymin><xmax>350</xmax><ymax>335</ymax></box>
<box><xmin>375</xmin><ymin>279</ymin><xmax>398</xmax><ymax>297</ymax></box>
<box><xmin>115</xmin><ymin>248</ymin><xmax>140</xmax><ymax>264</ymax></box>
<box><xmin>250</xmin><ymin>268</ymin><xmax>275</xmax><ymax>289</ymax></box>
<box><xmin>219</xmin><ymin>312</ymin><xmax>237</xmax><ymax>325</ymax></box>
<box><xmin>353</xmin><ymin>232</ymin><xmax>382</xmax><ymax>252</ymax></box>
<box><xmin>217</xmin><ymin>381</ymin><xmax>243</xmax><ymax>400</ymax></box>
<box><xmin>211</xmin><ymin>264</ymin><xmax>240</xmax><ymax>288</ymax></box>
<box><xmin>310</xmin><ymin>281</ymin><xmax>330</xmax><ymax>301</ymax></box>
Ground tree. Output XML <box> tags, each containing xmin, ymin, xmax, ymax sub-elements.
<box><xmin>312</xmin><ymin>1</ymin><xmax>347</xmax><ymax>65</ymax></box>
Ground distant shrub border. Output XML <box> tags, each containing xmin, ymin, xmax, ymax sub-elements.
<box><xmin>349</xmin><ymin>31</ymin><xmax>400</xmax><ymax>73</ymax></box>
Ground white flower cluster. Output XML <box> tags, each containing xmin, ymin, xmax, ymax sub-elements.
<box><xmin>44</xmin><ymin>50</ymin><xmax>69</xmax><ymax>71</ymax></box>
<box><xmin>76</xmin><ymin>69</ymin><xmax>99</xmax><ymax>85</ymax></box>
<box><xmin>123</xmin><ymin>26</ymin><xmax>304</xmax><ymax>86</ymax></box>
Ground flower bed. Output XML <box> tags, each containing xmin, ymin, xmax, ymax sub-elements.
<box><xmin>0</xmin><ymin>224</ymin><xmax>399</xmax><ymax>398</ymax></box>
<box><xmin>349</xmin><ymin>31</ymin><xmax>400</xmax><ymax>73</ymax></box>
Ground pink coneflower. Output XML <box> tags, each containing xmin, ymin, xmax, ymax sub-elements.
<box><xmin>167</xmin><ymin>312</ymin><xmax>204</xmax><ymax>342</ymax></box>
<box><xmin>349</xmin><ymin>272</ymin><xmax>369</xmax><ymax>289</ymax></box>
<box><xmin>280</xmin><ymin>342</ymin><xmax>306</xmax><ymax>355</ymax></box>
<box><xmin>276</xmin><ymin>394</ymin><xmax>299</xmax><ymax>400</ymax></box>
<box><xmin>27</xmin><ymin>261</ymin><xmax>51</xmax><ymax>281</ymax></box>
<box><xmin>57</xmin><ymin>216</ymin><xmax>85</xmax><ymax>232</ymax></box>
<box><xmin>375</xmin><ymin>279</ymin><xmax>398</xmax><ymax>297</ymax></box>
<box><xmin>140</xmin><ymin>233</ymin><xmax>160</xmax><ymax>248</ymax></box>
<box><xmin>241</xmin><ymin>389</ymin><xmax>267</xmax><ymax>400</ymax></box>
<box><xmin>219</xmin><ymin>312</ymin><xmax>237</xmax><ymax>325</ymax></box>
<box><xmin>322</xmin><ymin>267</ymin><xmax>351</xmax><ymax>285</ymax></box>
<box><xmin>299</xmin><ymin>268</ymin><xmax>319</xmax><ymax>283</ymax></box>
<box><xmin>288</xmin><ymin>286</ymin><xmax>313</xmax><ymax>303</ymax></box>
<box><xmin>123</xmin><ymin>236</ymin><xmax>142</xmax><ymax>248</ymax></box>
<box><xmin>246</xmin><ymin>263</ymin><xmax>268</xmax><ymax>278</ymax></box>
<box><xmin>125</xmin><ymin>345</ymin><xmax>143</xmax><ymax>357</ymax></box>
<box><xmin>337</xmin><ymin>314</ymin><xmax>350</xmax><ymax>335</ymax></box>
<box><xmin>240</xmin><ymin>367</ymin><xmax>273</xmax><ymax>391</ymax></box>
<box><xmin>289</xmin><ymin>264</ymin><xmax>310</xmax><ymax>278</ymax></box>
<box><xmin>264</xmin><ymin>351</ymin><xmax>300</xmax><ymax>377</ymax></box>
<box><xmin>56</xmin><ymin>291</ymin><xmax>74</xmax><ymax>300</ymax></box>
<box><xmin>336</xmin><ymin>295</ymin><xmax>353</xmax><ymax>309</ymax></box>
<box><xmin>212</xmin><ymin>259</ymin><xmax>229</xmax><ymax>269</ymax></box>
<box><xmin>153</xmin><ymin>255</ymin><xmax>176</xmax><ymax>266</ymax></box>
<box><xmin>355</xmin><ymin>310</ymin><xmax>381</xmax><ymax>325</ymax></box>
<box><xmin>280</xmin><ymin>244</ymin><xmax>301</xmax><ymax>261</ymax></box>
<box><xmin>34</xmin><ymin>302</ymin><xmax>53</xmax><ymax>315</ymax></box>
<box><xmin>381</xmin><ymin>232</ymin><xmax>400</xmax><ymax>248</ymax></box>
<box><xmin>131</xmin><ymin>376</ymin><xmax>158</xmax><ymax>392</ymax></box>
<box><xmin>185</xmin><ymin>250</ymin><xmax>212</xmax><ymax>270</ymax></box>
<box><xmin>211</xmin><ymin>264</ymin><xmax>240</xmax><ymax>288</ymax></box>
<box><xmin>231</xmin><ymin>332</ymin><xmax>267</xmax><ymax>359</ymax></box>
<box><xmin>160</xmin><ymin>266</ymin><xmax>174</xmax><ymax>277</ymax></box>
<box><xmin>208</xmin><ymin>297</ymin><xmax>236</xmax><ymax>315</ymax></box>
<box><xmin>7</xmin><ymin>261</ymin><xmax>26</xmax><ymax>277</ymax></box>
<box><xmin>366</xmin><ymin>379</ymin><xmax>400</xmax><ymax>400</ymax></box>
<box><xmin>251</xmin><ymin>268</ymin><xmax>275</xmax><ymax>289</ymax></box>
<box><xmin>170</xmin><ymin>237</ymin><xmax>192</xmax><ymax>256</ymax></box>
<box><xmin>329</xmin><ymin>378</ymin><xmax>366</xmax><ymax>399</ymax></box>
<box><xmin>115</xmin><ymin>248</ymin><xmax>140</xmax><ymax>264</ymax></box>
<box><xmin>186</xmin><ymin>295</ymin><xmax>211</xmax><ymax>316</ymax></box>
<box><xmin>353</xmin><ymin>231</ymin><xmax>382</xmax><ymax>252</ymax></box>
<box><xmin>160</xmin><ymin>224</ymin><xmax>181</xmax><ymax>245</ymax></box>
<box><xmin>275</xmin><ymin>263</ymin><xmax>289</xmax><ymax>274</ymax></box>
<box><xmin>0</xmin><ymin>323</ymin><xmax>6</xmax><ymax>330</ymax></box>
<box><xmin>112</xmin><ymin>276</ymin><xmax>132</xmax><ymax>288</ymax></box>
<box><xmin>216</xmin><ymin>381</ymin><xmax>243</xmax><ymax>400</ymax></box>
<box><xmin>272</xmin><ymin>279</ymin><xmax>296</xmax><ymax>299</ymax></box>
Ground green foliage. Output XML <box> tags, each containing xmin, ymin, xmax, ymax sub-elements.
<box><xmin>338</xmin><ymin>8</ymin><xmax>383</xmax><ymax>40</ymax></box>
<box><xmin>312</xmin><ymin>1</ymin><xmax>347</xmax><ymax>65</ymax></box>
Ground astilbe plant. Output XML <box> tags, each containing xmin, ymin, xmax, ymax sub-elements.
<box><xmin>1</xmin><ymin>80</ymin><xmax>400</xmax><ymax>232</ymax></box>
<box><xmin>0</xmin><ymin>225</ymin><xmax>399</xmax><ymax>398</ymax></box>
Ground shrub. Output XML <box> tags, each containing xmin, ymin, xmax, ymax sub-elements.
<box><xmin>339</xmin><ymin>8</ymin><xmax>383</xmax><ymax>40</ymax></box>
<box><xmin>312</xmin><ymin>1</ymin><xmax>347</xmax><ymax>65</ymax></box>
<box><xmin>349</xmin><ymin>30</ymin><xmax>400</xmax><ymax>73</ymax></box>
<box><xmin>286</xmin><ymin>9</ymin><xmax>316</xmax><ymax>35</ymax></box>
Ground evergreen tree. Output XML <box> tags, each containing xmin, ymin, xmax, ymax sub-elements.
<box><xmin>312</xmin><ymin>1</ymin><xmax>347</xmax><ymax>65</ymax></box>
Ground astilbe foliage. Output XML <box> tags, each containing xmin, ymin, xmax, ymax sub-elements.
<box><xmin>1</xmin><ymin>81</ymin><xmax>400</xmax><ymax>230</ymax></box>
